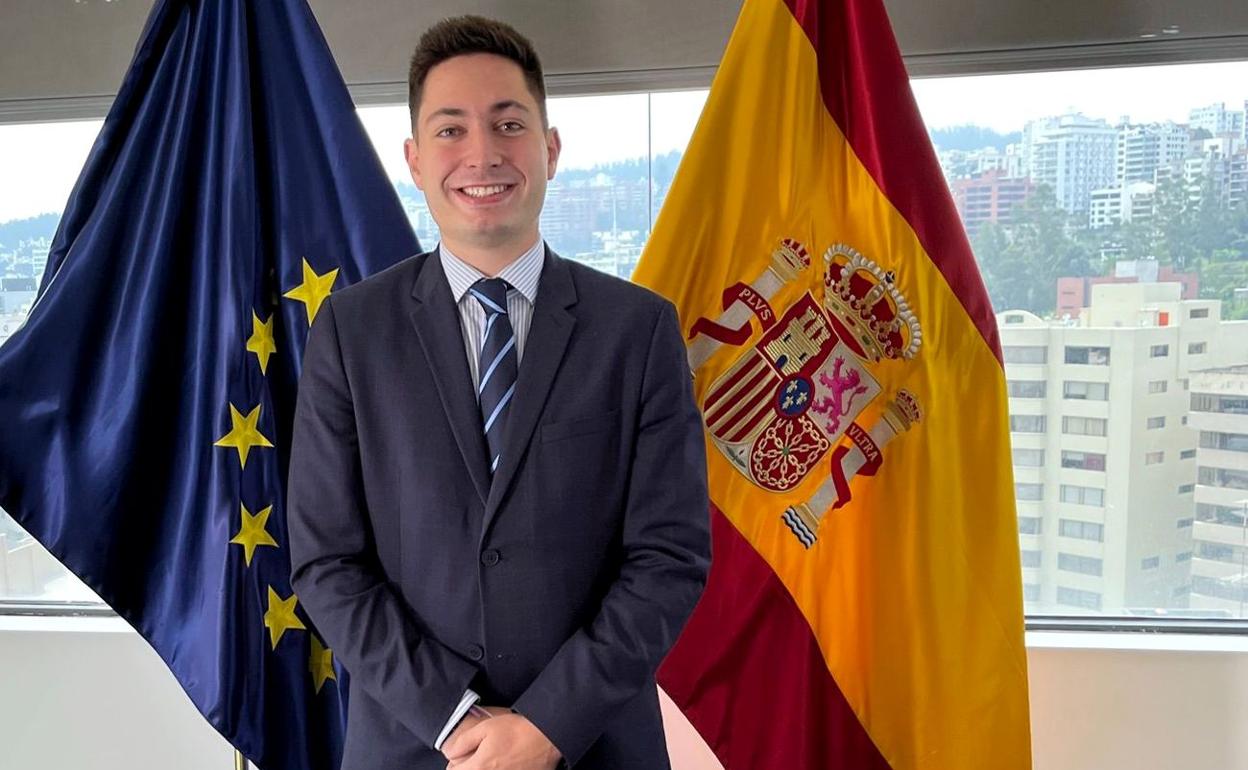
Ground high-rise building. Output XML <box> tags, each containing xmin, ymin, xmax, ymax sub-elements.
<box><xmin>1187</xmin><ymin>366</ymin><xmax>1248</xmax><ymax>615</ymax></box>
<box><xmin>1116</xmin><ymin>122</ymin><xmax>1190</xmax><ymax>186</ymax></box>
<box><xmin>949</xmin><ymin>169</ymin><xmax>1034</xmax><ymax>235</ymax></box>
<box><xmin>1022</xmin><ymin>113</ymin><xmax>1117</xmax><ymax>214</ymax></box>
<box><xmin>1190</xmin><ymin>102</ymin><xmax>1246</xmax><ymax>138</ymax></box>
<box><xmin>1000</xmin><ymin>283</ymin><xmax>1248</xmax><ymax>614</ymax></box>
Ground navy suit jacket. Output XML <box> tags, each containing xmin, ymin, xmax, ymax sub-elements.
<box><xmin>287</xmin><ymin>248</ymin><xmax>711</xmax><ymax>769</ymax></box>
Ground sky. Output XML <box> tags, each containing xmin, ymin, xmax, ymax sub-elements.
<box><xmin>4</xmin><ymin>60</ymin><xmax>1248</xmax><ymax>224</ymax></box>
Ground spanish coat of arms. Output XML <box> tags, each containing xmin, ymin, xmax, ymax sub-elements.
<box><xmin>687</xmin><ymin>239</ymin><xmax>925</xmax><ymax>548</ymax></box>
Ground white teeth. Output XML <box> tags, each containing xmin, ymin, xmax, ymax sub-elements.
<box><xmin>461</xmin><ymin>184</ymin><xmax>508</xmax><ymax>198</ymax></box>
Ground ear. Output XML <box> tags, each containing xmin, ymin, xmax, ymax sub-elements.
<box><xmin>404</xmin><ymin>136</ymin><xmax>423</xmax><ymax>190</ymax></box>
<box><xmin>545</xmin><ymin>126</ymin><xmax>562</xmax><ymax>180</ymax></box>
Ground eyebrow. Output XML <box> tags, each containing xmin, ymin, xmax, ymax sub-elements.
<box><xmin>423</xmin><ymin>100</ymin><xmax>532</xmax><ymax>126</ymax></box>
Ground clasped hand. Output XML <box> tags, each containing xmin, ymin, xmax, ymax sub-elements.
<box><xmin>442</xmin><ymin>706</ymin><xmax>562</xmax><ymax>770</ymax></box>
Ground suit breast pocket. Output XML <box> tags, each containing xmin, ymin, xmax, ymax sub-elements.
<box><xmin>539</xmin><ymin>409</ymin><xmax>621</xmax><ymax>444</ymax></box>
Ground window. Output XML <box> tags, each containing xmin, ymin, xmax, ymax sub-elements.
<box><xmin>1003</xmin><ymin>313</ymin><xmax>1026</xmax><ymax>325</ymax></box>
<box><xmin>1007</xmin><ymin>380</ymin><xmax>1047</xmax><ymax>398</ymax></box>
<box><xmin>1023</xmin><ymin>584</ymin><xmax>1041</xmax><ymax>602</ymax></box>
<box><xmin>1010</xmin><ymin>415</ymin><xmax>1046</xmax><ymax>433</ymax></box>
<box><xmin>1144</xmin><ymin>451</ymin><xmax>1165</xmax><ymax>465</ymax></box>
<box><xmin>1059</xmin><ymin>553</ymin><xmax>1104</xmax><ymax>576</ymax></box>
<box><xmin>1150</xmin><ymin>344</ymin><xmax>1170</xmax><ymax>358</ymax></box>
<box><xmin>1</xmin><ymin>119</ymin><xmax>109</xmax><ymax>608</ymax></box>
<box><xmin>1061</xmin><ymin>484</ymin><xmax>1105</xmax><ymax>506</ymax></box>
<box><xmin>1177</xmin><ymin>552</ymin><xmax>1192</xmax><ymax>563</ymax></box>
<box><xmin>1018</xmin><ymin>516</ymin><xmax>1043</xmax><ymax>535</ymax></box>
<box><xmin>1198</xmin><ymin>542</ymin><xmax>1238</xmax><ymax>563</ymax></box>
<box><xmin>1178</xmin><ymin>483</ymin><xmax>1195</xmax><ymax>494</ymax></box>
<box><xmin>1177</xmin><ymin>518</ymin><xmax>1193</xmax><ymax>529</ymax></box>
<box><xmin>1057</xmin><ymin>586</ymin><xmax>1102</xmax><ymax>611</ymax></box>
<box><xmin>1180</xmin><ymin>448</ymin><xmax>1197</xmax><ymax>460</ymax></box>
<box><xmin>1141</xmin><ymin>556</ymin><xmax>1160</xmax><ymax>570</ymax></box>
<box><xmin>1063</xmin><ymin>416</ymin><xmax>1108</xmax><ymax>436</ymax></box>
<box><xmin>1065</xmin><ymin>346</ymin><xmax>1110</xmax><ymax>365</ymax></box>
<box><xmin>1012</xmin><ymin>448</ymin><xmax>1045</xmax><ymax>467</ymax></box>
<box><xmin>1060</xmin><ymin>518</ymin><xmax>1105</xmax><ymax>542</ymax></box>
<box><xmin>1197</xmin><ymin>503</ymin><xmax>1247</xmax><ymax>526</ymax></box>
<box><xmin>1191</xmin><ymin>394</ymin><xmax>1248</xmax><ymax>415</ymax></box>
<box><xmin>1003</xmin><ymin>346</ymin><xmax>1047</xmax><ymax>364</ymax></box>
<box><xmin>1189</xmin><ymin>308</ymin><xmax>1210</xmax><ymax>319</ymax></box>
<box><xmin>1187</xmin><ymin>341</ymin><xmax>1207</xmax><ymax>354</ymax></box>
<box><xmin>1197</xmin><ymin>466</ymin><xmax>1248</xmax><ymax>490</ymax></box>
<box><xmin>1063</xmin><ymin>381</ymin><xmax>1108</xmax><ymax>400</ymax></box>
<box><xmin>1015</xmin><ymin>483</ymin><xmax>1044</xmax><ymax>501</ymax></box>
<box><xmin>1020</xmin><ymin>550</ymin><xmax>1042</xmax><ymax>568</ymax></box>
<box><xmin>1199</xmin><ymin>431</ymin><xmax>1248</xmax><ymax>453</ymax></box>
<box><xmin>1061</xmin><ymin>450</ymin><xmax>1106</xmax><ymax>470</ymax></box>
<box><xmin>1147</xmin><ymin>380</ymin><xmax>1167</xmax><ymax>394</ymax></box>
<box><xmin>1146</xmin><ymin>416</ymin><xmax>1166</xmax><ymax>430</ymax></box>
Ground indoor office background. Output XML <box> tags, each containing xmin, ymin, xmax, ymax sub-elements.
<box><xmin>3</xmin><ymin>0</ymin><xmax>1248</xmax><ymax>767</ymax></box>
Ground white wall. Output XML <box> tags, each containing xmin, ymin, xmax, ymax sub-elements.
<box><xmin>2</xmin><ymin>617</ymin><xmax>1246</xmax><ymax>770</ymax></box>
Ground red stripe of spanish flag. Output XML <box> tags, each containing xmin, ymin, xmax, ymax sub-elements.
<box><xmin>635</xmin><ymin>0</ymin><xmax>1032</xmax><ymax>766</ymax></box>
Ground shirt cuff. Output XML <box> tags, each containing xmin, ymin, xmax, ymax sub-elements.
<box><xmin>433</xmin><ymin>688</ymin><xmax>481</xmax><ymax>751</ymax></box>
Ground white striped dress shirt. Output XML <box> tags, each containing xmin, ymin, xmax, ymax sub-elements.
<box><xmin>438</xmin><ymin>238</ymin><xmax>545</xmax><ymax>391</ymax></box>
<box><xmin>432</xmin><ymin>236</ymin><xmax>545</xmax><ymax>751</ymax></box>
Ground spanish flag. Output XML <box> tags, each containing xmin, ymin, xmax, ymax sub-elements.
<box><xmin>634</xmin><ymin>0</ymin><xmax>1032</xmax><ymax>766</ymax></box>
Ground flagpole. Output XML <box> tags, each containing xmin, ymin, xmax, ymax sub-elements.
<box><xmin>234</xmin><ymin>750</ymin><xmax>248</xmax><ymax>770</ymax></box>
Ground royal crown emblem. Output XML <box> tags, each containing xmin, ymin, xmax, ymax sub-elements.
<box><xmin>688</xmin><ymin>239</ymin><xmax>925</xmax><ymax>549</ymax></box>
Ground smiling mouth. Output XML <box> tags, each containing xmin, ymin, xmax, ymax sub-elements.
<box><xmin>457</xmin><ymin>183</ymin><xmax>515</xmax><ymax>200</ymax></box>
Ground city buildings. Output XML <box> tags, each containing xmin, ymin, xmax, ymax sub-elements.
<box><xmin>1055</xmin><ymin>260</ymin><xmax>1199</xmax><ymax>319</ymax></box>
<box><xmin>1187</xmin><ymin>366</ymin><xmax>1248</xmax><ymax>614</ymax></box>
<box><xmin>1021</xmin><ymin>112</ymin><xmax>1118</xmax><ymax>214</ymax></box>
<box><xmin>1001</xmin><ymin>282</ymin><xmax>1248</xmax><ymax>613</ymax></box>
<box><xmin>949</xmin><ymin>169</ymin><xmax>1034</xmax><ymax>235</ymax></box>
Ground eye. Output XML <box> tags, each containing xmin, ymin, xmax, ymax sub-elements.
<box><xmin>499</xmin><ymin>120</ymin><xmax>524</xmax><ymax>133</ymax></box>
<box><xmin>434</xmin><ymin>125</ymin><xmax>462</xmax><ymax>138</ymax></box>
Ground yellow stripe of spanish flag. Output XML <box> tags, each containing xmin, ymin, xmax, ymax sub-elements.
<box><xmin>637</xmin><ymin>0</ymin><xmax>1032</xmax><ymax>766</ymax></box>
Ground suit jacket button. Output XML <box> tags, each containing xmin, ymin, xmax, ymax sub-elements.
<box><xmin>467</xmin><ymin>644</ymin><xmax>484</xmax><ymax>661</ymax></box>
<box><xmin>481</xmin><ymin>549</ymin><xmax>500</xmax><ymax>566</ymax></box>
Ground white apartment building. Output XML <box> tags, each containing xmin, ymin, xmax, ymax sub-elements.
<box><xmin>1187</xmin><ymin>366</ymin><xmax>1248</xmax><ymax>615</ymax></box>
<box><xmin>999</xmin><ymin>283</ymin><xmax>1248</xmax><ymax>614</ymax></box>
<box><xmin>1189</xmin><ymin>102</ymin><xmax>1246</xmax><ymax>138</ymax></box>
<box><xmin>1022</xmin><ymin>113</ymin><xmax>1117</xmax><ymax>214</ymax></box>
<box><xmin>1116</xmin><ymin>121</ymin><xmax>1190</xmax><ymax>186</ymax></box>
<box><xmin>1088</xmin><ymin>181</ymin><xmax>1155</xmax><ymax>229</ymax></box>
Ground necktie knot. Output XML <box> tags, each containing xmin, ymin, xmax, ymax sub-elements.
<box><xmin>470</xmin><ymin>278</ymin><xmax>510</xmax><ymax>316</ymax></box>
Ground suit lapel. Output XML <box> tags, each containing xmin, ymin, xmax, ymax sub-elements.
<box><xmin>482</xmin><ymin>249</ymin><xmax>577</xmax><ymax>532</ymax></box>
<box><xmin>407</xmin><ymin>252</ymin><xmax>492</xmax><ymax>506</ymax></box>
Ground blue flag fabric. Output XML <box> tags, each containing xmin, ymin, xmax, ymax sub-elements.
<box><xmin>0</xmin><ymin>0</ymin><xmax>419</xmax><ymax>767</ymax></box>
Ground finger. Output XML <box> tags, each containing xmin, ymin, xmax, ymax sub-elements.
<box><xmin>446</xmin><ymin>724</ymin><xmax>488</xmax><ymax>760</ymax></box>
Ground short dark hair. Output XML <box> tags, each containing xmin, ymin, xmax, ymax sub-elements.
<box><xmin>407</xmin><ymin>15</ymin><xmax>548</xmax><ymax>130</ymax></box>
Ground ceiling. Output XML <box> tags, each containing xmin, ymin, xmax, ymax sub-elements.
<box><xmin>1</xmin><ymin>0</ymin><xmax>1247</xmax><ymax>115</ymax></box>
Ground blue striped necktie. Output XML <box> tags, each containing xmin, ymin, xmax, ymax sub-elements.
<box><xmin>470</xmin><ymin>278</ymin><xmax>518</xmax><ymax>475</ymax></box>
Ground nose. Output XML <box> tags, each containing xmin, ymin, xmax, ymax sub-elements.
<box><xmin>465</xmin><ymin>126</ymin><xmax>503</xmax><ymax>170</ymax></box>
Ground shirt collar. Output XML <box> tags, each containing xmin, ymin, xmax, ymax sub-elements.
<box><xmin>439</xmin><ymin>237</ymin><xmax>545</xmax><ymax>305</ymax></box>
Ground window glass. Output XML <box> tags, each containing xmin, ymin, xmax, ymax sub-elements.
<box><xmin>919</xmin><ymin>59</ymin><xmax>1248</xmax><ymax>619</ymax></box>
<box><xmin>1063</xmin><ymin>380</ymin><xmax>1108</xmax><ymax>400</ymax></box>
<box><xmin>1007</xmin><ymin>380</ymin><xmax>1046</xmax><ymax>398</ymax></box>
<box><xmin>9</xmin><ymin>60</ymin><xmax>1248</xmax><ymax>625</ymax></box>
<box><xmin>1010</xmin><ymin>414</ymin><xmax>1047</xmax><ymax>433</ymax></box>
<box><xmin>1003</xmin><ymin>345</ymin><xmax>1047</xmax><ymax>364</ymax></box>
<box><xmin>0</xmin><ymin>119</ymin><xmax>107</xmax><ymax>606</ymax></box>
<box><xmin>1012</xmin><ymin>448</ymin><xmax>1045</xmax><ymax>467</ymax></box>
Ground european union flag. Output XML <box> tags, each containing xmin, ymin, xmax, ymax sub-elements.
<box><xmin>0</xmin><ymin>1</ymin><xmax>419</xmax><ymax>768</ymax></box>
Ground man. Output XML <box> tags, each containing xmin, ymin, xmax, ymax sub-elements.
<box><xmin>287</xmin><ymin>15</ymin><xmax>711</xmax><ymax>770</ymax></box>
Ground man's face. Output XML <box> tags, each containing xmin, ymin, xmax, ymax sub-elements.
<box><xmin>405</xmin><ymin>53</ymin><xmax>561</xmax><ymax>254</ymax></box>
